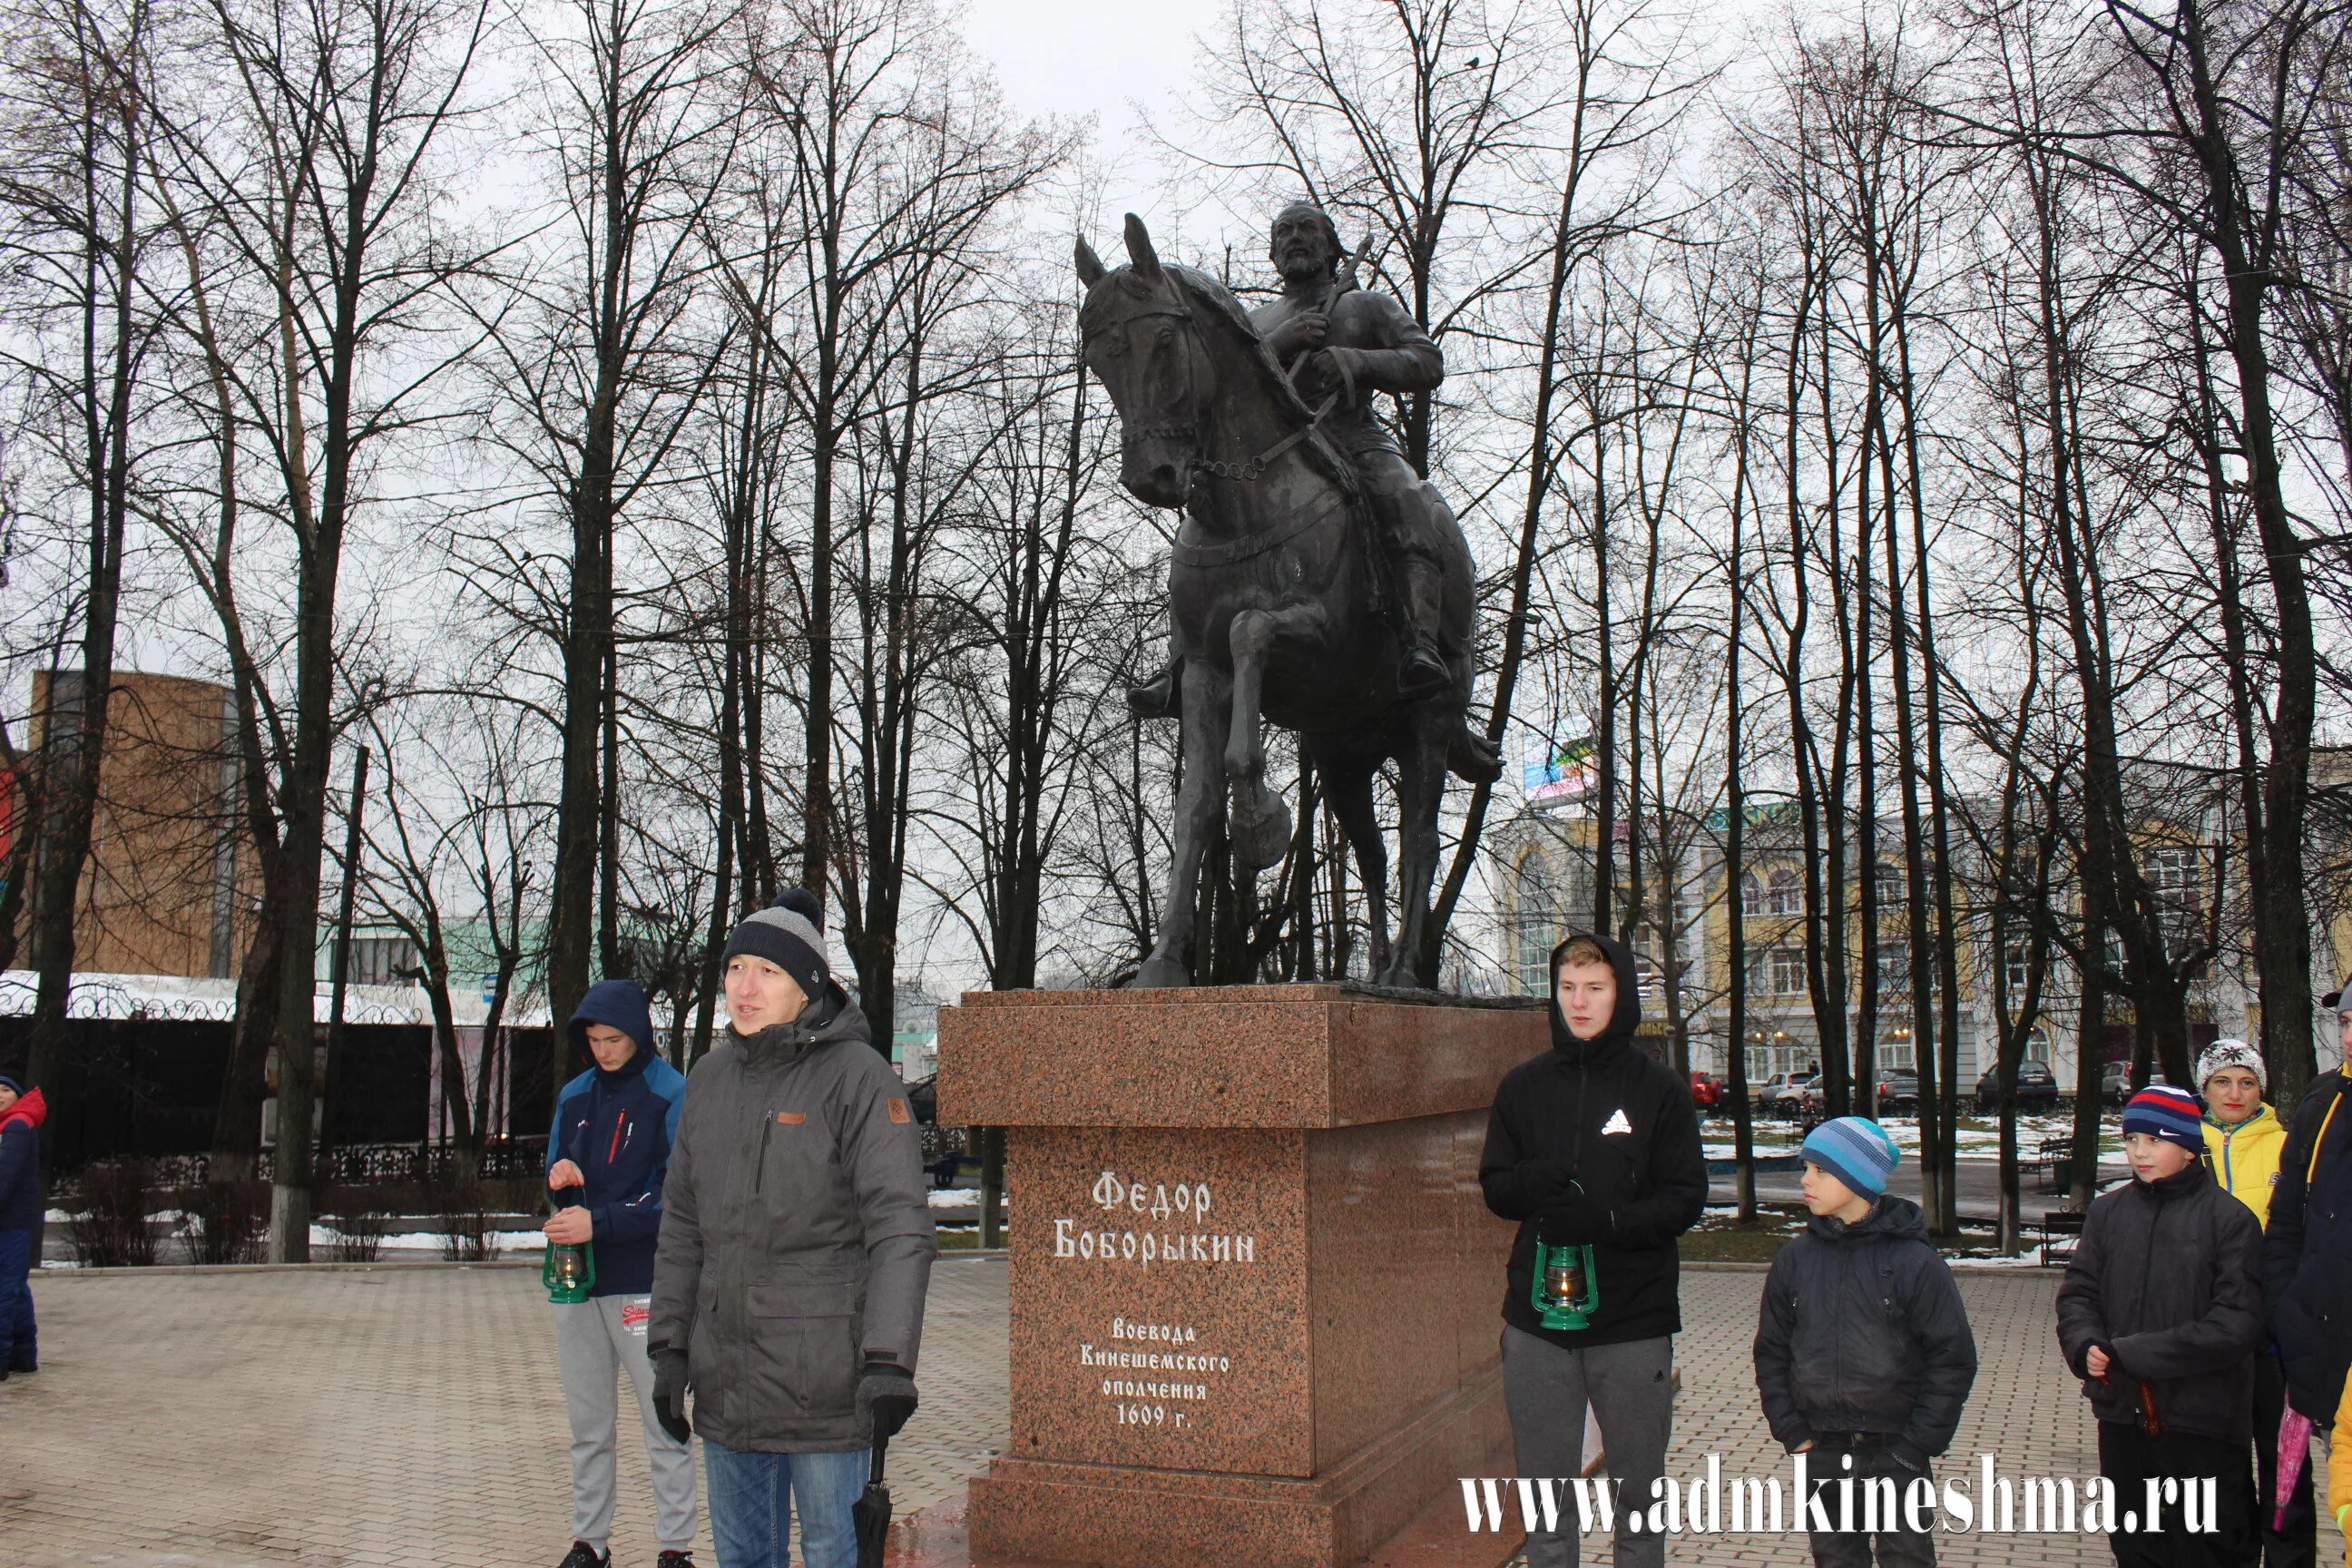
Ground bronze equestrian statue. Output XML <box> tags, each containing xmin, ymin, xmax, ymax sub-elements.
<box><xmin>1076</xmin><ymin>208</ymin><xmax>1499</xmax><ymax>989</ymax></box>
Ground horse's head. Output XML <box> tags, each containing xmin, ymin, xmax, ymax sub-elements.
<box><xmin>1075</xmin><ymin>214</ymin><xmax>1214</xmax><ymax>508</ymax></box>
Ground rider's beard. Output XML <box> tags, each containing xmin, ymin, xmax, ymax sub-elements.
<box><xmin>1279</xmin><ymin>247</ymin><xmax>1331</xmax><ymax>288</ymax></box>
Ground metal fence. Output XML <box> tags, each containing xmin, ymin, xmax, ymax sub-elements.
<box><xmin>72</xmin><ymin>1137</ymin><xmax>555</xmax><ymax>1196</ymax></box>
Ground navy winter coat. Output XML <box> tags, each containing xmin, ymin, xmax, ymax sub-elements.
<box><xmin>549</xmin><ymin>980</ymin><xmax>685</xmax><ymax>1298</ymax></box>
<box><xmin>0</xmin><ymin>1087</ymin><xmax>44</xmax><ymax>1231</ymax></box>
<box><xmin>2262</xmin><ymin>1065</ymin><xmax>2352</xmax><ymax>1417</ymax></box>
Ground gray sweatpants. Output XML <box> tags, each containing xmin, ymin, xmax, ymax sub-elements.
<box><xmin>1502</xmin><ymin>1325</ymin><xmax>1674</xmax><ymax>1568</ymax></box>
<box><xmin>554</xmin><ymin>1294</ymin><xmax>699</xmax><ymax>1553</ymax></box>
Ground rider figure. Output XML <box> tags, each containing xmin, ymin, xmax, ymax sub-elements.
<box><xmin>1129</xmin><ymin>201</ymin><xmax>1452</xmax><ymax>714</ymax></box>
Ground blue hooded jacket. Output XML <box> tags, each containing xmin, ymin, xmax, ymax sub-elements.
<box><xmin>549</xmin><ymin>979</ymin><xmax>685</xmax><ymax>1298</ymax></box>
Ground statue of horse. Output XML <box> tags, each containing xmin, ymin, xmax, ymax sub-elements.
<box><xmin>1075</xmin><ymin>213</ymin><xmax>1496</xmax><ymax>989</ymax></box>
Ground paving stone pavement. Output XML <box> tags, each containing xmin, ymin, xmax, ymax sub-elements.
<box><xmin>0</xmin><ymin>1256</ymin><xmax>1008</xmax><ymax>1568</ymax></box>
<box><xmin>2</xmin><ymin>1256</ymin><xmax>2332</xmax><ymax>1567</ymax></box>
<box><xmin>1522</xmin><ymin>1266</ymin><xmax>2343</xmax><ymax>1568</ymax></box>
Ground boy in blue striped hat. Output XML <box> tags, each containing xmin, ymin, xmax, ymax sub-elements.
<box><xmin>1755</xmin><ymin>1116</ymin><xmax>1977</xmax><ymax>1565</ymax></box>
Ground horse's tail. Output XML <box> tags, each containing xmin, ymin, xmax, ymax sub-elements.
<box><xmin>1448</xmin><ymin>720</ymin><xmax>1503</xmax><ymax>784</ymax></box>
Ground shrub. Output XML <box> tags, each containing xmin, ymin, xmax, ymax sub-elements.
<box><xmin>66</xmin><ymin>1160</ymin><xmax>160</xmax><ymax>1268</ymax></box>
<box><xmin>181</xmin><ymin>1179</ymin><xmax>268</xmax><ymax>1266</ymax></box>
<box><xmin>422</xmin><ymin>1165</ymin><xmax>495</xmax><ymax>1262</ymax></box>
<box><xmin>321</xmin><ymin>1186</ymin><xmax>392</xmax><ymax>1264</ymax></box>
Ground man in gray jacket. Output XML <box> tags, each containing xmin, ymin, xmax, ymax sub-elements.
<box><xmin>650</xmin><ymin>889</ymin><xmax>936</xmax><ymax>1568</ymax></box>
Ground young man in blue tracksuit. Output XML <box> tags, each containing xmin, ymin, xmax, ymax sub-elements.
<box><xmin>545</xmin><ymin>979</ymin><xmax>697</xmax><ymax>1568</ymax></box>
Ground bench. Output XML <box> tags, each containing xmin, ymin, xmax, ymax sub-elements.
<box><xmin>2024</xmin><ymin>1137</ymin><xmax>2075</xmax><ymax>1192</ymax></box>
<box><xmin>2036</xmin><ymin>1208</ymin><xmax>2086</xmax><ymax>1267</ymax></box>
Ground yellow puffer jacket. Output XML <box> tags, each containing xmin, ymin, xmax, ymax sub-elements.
<box><xmin>2205</xmin><ymin>1103</ymin><xmax>2288</xmax><ymax>1228</ymax></box>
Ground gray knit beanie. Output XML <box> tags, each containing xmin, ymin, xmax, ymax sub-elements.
<box><xmin>722</xmin><ymin>887</ymin><xmax>830</xmax><ymax>1000</ymax></box>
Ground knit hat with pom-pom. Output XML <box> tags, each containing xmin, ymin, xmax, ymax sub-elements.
<box><xmin>721</xmin><ymin>887</ymin><xmax>830</xmax><ymax>1000</ymax></box>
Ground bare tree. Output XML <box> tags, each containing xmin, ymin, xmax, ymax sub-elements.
<box><xmin>0</xmin><ymin>0</ymin><xmax>161</xmax><ymax>1094</ymax></box>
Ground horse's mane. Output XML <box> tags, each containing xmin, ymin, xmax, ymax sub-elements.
<box><xmin>1165</xmin><ymin>266</ymin><xmax>1321</xmax><ymax>424</ymax></box>
<box><xmin>1082</xmin><ymin>261</ymin><xmax>1321</xmax><ymax>428</ymax></box>
<box><xmin>1079</xmin><ymin>259</ymin><xmax>1362</xmax><ymax>499</ymax></box>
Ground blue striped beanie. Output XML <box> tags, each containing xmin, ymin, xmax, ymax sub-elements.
<box><xmin>1801</xmin><ymin>1116</ymin><xmax>1901</xmax><ymax>1199</ymax></box>
<box><xmin>2122</xmin><ymin>1083</ymin><xmax>2203</xmax><ymax>1152</ymax></box>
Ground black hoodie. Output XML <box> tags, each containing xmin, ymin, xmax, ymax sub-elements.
<box><xmin>1753</xmin><ymin>1194</ymin><xmax>1977</xmax><ymax>1467</ymax></box>
<box><xmin>1478</xmin><ymin>931</ymin><xmax>1708</xmax><ymax>1348</ymax></box>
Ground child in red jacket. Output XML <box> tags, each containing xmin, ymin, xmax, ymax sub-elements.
<box><xmin>0</xmin><ymin>1073</ymin><xmax>46</xmax><ymax>1378</ymax></box>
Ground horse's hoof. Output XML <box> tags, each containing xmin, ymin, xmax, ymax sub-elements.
<box><xmin>1231</xmin><ymin>799</ymin><xmax>1293</xmax><ymax>870</ymax></box>
<box><xmin>1132</xmin><ymin>957</ymin><xmax>1191</xmax><ymax>989</ymax></box>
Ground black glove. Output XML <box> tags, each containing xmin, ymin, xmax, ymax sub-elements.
<box><xmin>1536</xmin><ymin>1195</ymin><xmax>1613</xmax><ymax>1245</ymax></box>
<box><xmin>1514</xmin><ymin>1157</ymin><xmax>1583</xmax><ymax>1208</ymax></box>
<box><xmin>651</xmin><ymin>1348</ymin><xmax>691</xmax><ymax>1443</ymax></box>
<box><xmin>857</xmin><ymin>1360</ymin><xmax>918</xmax><ymax>1441</ymax></box>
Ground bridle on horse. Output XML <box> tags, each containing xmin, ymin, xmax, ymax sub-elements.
<box><xmin>1089</xmin><ymin>279</ymin><xmax>1343</xmax><ymax>487</ymax></box>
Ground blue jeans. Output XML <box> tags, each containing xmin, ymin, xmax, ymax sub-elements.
<box><xmin>701</xmin><ymin>1439</ymin><xmax>867</xmax><ymax>1568</ymax></box>
<box><xmin>0</xmin><ymin>1228</ymin><xmax>34</xmax><ymax>1370</ymax></box>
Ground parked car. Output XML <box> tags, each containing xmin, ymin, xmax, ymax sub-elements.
<box><xmin>2101</xmin><ymin>1059</ymin><xmax>2132</xmax><ymax>1105</ymax></box>
<box><xmin>1753</xmin><ymin>1072</ymin><xmax>1808</xmax><ymax>1115</ymax></box>
<box><xmin>1689</xmin><ymin>1072</ymin><xmax>1723</xmax><ymax>1112</ymax></box>
<box><xmin>1784</xmin><ymin>1073</ymin><xmax>1826</xmax><ymax>1119</ymax></box>
<box><xmin>1975</xmin><ymin>1059</ymin><xmax>2061</xmax><ymax>1112</ymax></box>
<box><xmin>1872</xmin><ymin>1070</ymin><xmax>1918</xmax><ymax>1113</ymax></box>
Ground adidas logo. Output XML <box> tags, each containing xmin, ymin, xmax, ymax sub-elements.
<box><xmin>1601</xmin><ymin>1108</ymin><xmax>1633</xmax><ymax>1136</ymax></box>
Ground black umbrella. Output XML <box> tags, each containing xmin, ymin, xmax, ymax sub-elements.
<box><xmin>853</xmin><ymin>1436</ymin><xmax>892</xmax><ymax>1568</ymax></box>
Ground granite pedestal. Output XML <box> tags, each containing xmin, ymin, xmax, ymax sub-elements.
<box><xmin>929</xmin><ymin>985</ymin><xmax>1540</xmax><ymax>1568</ymax></box>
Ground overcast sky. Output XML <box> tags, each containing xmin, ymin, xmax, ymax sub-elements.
<box><xmin>958</xmin><ymin>0</ymin><xmax>1229</xmax><ymax>228</ymax></box>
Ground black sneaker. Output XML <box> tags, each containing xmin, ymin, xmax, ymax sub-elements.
<box><xmin>556</xmin><ymin>1545</ymin><xmax>609</xmax><ymax>1568</ymax></box>
<box><xmin>657</xmin><ymin>1554</ymin><xmax>697</xmax><ymax>1568</ymax></box>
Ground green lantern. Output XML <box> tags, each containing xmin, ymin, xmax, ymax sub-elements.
<box><xmin>1531</xmin><ymin>1231</ymin><xmax>1599</xmax><ymax>1330</ymax></box>
<box><xmin>544</xmin><ymin>1222</ymin><xmax>595</xmax><ymax>1304</ymax></box>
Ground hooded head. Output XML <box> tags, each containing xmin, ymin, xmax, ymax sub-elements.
<box><xmin>0</xmin><ymin>1082</ymin><xmax>44</xmax><ymax>1130</ymax></box>
<box><xmin>1547</xmin><ymin>930</ymin><xmax>1642</xmax><ymax>1058</ymax></box>
<box><xmin>568</xmin><ymin>978</ymin><xmax>654</xmax><ymax>1075</ymax></box>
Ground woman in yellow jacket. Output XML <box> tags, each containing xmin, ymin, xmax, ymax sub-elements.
<box><xmin>2202</xmin><ymin>1038</ymin><xmax>2308</xmax><ymax>1564</ymax></box>
<box><xmin>2204</xmin><ymin>1040</ymin><xmax>2288</xmax><ymax>1223</ymax></box>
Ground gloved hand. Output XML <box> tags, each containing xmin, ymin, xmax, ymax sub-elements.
<box><xmin>1514</xmin><ymin>1156</ymin><xmax>1583</xmax><ymax>1208</ymax></box>
<box><xmin>858</xmin><ymin>1360</ymin><xmax>918</xmax><ymax>1441</ymax></box>
<box><xmin>1536</xmin><ymin>1195</ymin><xmax>1613</xmax><ymax>1245</ymax></box>
<box><xmin>651</xmin><ymin>1348</ymin><xmax>691</xmax><ymax>1443</ymax></box>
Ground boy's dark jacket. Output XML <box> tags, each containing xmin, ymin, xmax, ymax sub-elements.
<box><xmin>1753</xmin><ymin>1193</ymin><xmax>1976</xmax><ymax>1469</ymax></box>
<box><xmin>548</xmin><ymin>980</ymin><xmax>686</xmax><ymax>1298</ymax></box>
<box><xmin>2262</xmin><ymin>1064</ymin><xmax>2352</xmax><ymax>1417</ymax></box>
<box><xmin>2056</xmin><ymin>1159</ymin><xmax>2265</xmax><ymax>1442</ymax></box>
<box><xmin>0</xmin><ymin>1086</ymin><xmax>46</xmax><ymax>1230</ymax></box>
<box><xmin>1478</xmin><ymin>931</ymin><xmax>1708</xmax><ymax>1348</ymax></box>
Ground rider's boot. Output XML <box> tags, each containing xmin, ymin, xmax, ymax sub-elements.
<box><xmin>1394</xmin><ymin>557</ymin><xmax>1450</xmax><ymax>700</ymax></box>
<box><xmin>1126</xmin><ymin>653</ymin><xmax>1184</xmax><ymax>720</ymax></box>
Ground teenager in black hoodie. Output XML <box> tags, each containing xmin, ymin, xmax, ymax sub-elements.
<box><xmin>1479</xmin><ymin>931</ymin><xmax>1709</xmax><ymax>1568</ymax></box>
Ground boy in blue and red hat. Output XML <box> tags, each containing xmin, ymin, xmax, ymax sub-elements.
<box><xmin>2058</xmin><ymin>1083</ymin><xmax>2264</xmax><ymax>1566</ymax></box>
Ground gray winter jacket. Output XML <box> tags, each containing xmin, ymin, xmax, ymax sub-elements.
<box><xmin>649</xmin><ymin>986</ymin><xmax>937</xmax><ymax>1452</ymax></box>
